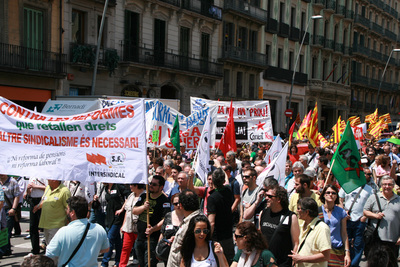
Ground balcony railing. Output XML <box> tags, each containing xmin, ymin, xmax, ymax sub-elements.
<box><xmin>302</xmin><ymin>31</ymin><xmax>310</xmax><ymax>45</ymax></box>
<box><xmin>222</xmin><ymin>45</ymin><xmax>267</xmax><ymax>67</ymax></box>
<box><xmin>351</xmin><ymin>73</ymin><xmax>398</xmax><ymax>91</ymax></box>
<box><xmin>354</xmin><ymin>15</ymin><xmax>370</xmax><ymax>28</ymax></box>
<box><xmin>312</xmin><ymin>35</ymin><xmax>325</xmax><ymax>46</ymax></box>
<box><xmin>325</xmin><ymin>0</ymin><xmax>336</xmax><ymax>10</ymax></box>
<box><xmin>289</xmin><ymin>27</ymin><xmax>300</xmax><ymax>41</ymax></box>
<box><xmin>350</xmin><ymin>100</ymin><xmax>363</xmax><ymax>110</ymax></box>
<box><xmin>390</xmin><ymin>7</ymin><xmax>398</xmax><ymax>18</ymax></box>
<box><xmin>263</xmin><ymin>65</ymin><xmax>308</xmax><ymax>85</ymax></box>
<box><xmin>0</xmin><ymin>42</ymin><xmax>66</xmax><ymax>76</ymax></box>
<box><xmin>224</xmin><ymin>0</ymin><xmax>268</xmax><ymax>23</ymax></box>
<box><xmin>334</xmin><ymin>43</ymin><xmax>343</xmax><ymax>53</ymax></box>
<box><xmin>352</xmin><ymin>45</ymin><xmax>370</xmax><ymax>56</ymax></box>
<box><xmin>181</xmin><ymin>0</ymin><xmax>222</xmax><ymax>20</ymax></box>
<box><xmin>343</xmin><ymin>46</ymin><xmax>352</xmax><ymax>55</ymax></box>
<box><xmin>384</xmin><ymin>29</ymin><xmax>397</xmax><ymax>41</ymax></box>
<box><xmin>325</xmin><ymin>39</ymin><xmax>334</xmax><ymax>50</ymax></box>
<box><xmin>94</xmin><ymin>0</ymin><xmax>117</xmax><ymax>7</ymax></box>
<box><xmin>336</xmin><ymin>4</ymin><xmax>346</xmax><ymax>15</ymax></box>
<box><xmin>278</xmin><ymin>22</ymin><xmax>290</xmax><ymax>37</ymax></box>
<box><xmin>313</xmin><ymin>0</ymin><xmax>326</xmax><ymax>5</ymax></box>
<box><xmin>371</xmin><ymin>22</ymin><xmax>384</xmax><ymax>35</ymax></box>
<box><xmin>370</xmin><ymin>50</ymin><xmax>382</xmax><ymax>61</ymax></box>
<box><xmin>345</xmin><ymin>10</ymin><xmax>354</xmax><ymax>19</ymax></box>
<box><xmin>265</xmin><ymin>18</ymin><xmax>278</xmax><ymax>33</ymax></box>
<box><xmin>121</xmin><ymin>42</ymin><xmax>223</xmax><ymax>77</ymax></box>
<box><xmin>70</xmin><ymin>43</ymin><xmax>119</xmax><ymax>75</ymax></box>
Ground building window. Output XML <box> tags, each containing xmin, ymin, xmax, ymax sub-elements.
<box><xmin>224</xmin><ymin>22</ymin><xmax>234</xmax><ymax>48</ymax></box>
<box><xmin>249</xmin><ymin>74</ymin><xmax>255</xmax><ymax>99</ymax></box>
<box><xmin>238</xmin><ymin>27</ymin><xmax>247</xmax><ymax>49</ymax></box>
<box><xmin>299</xmin><ymin>55</ymin><xmax>304</xmax><ymax>73</ymax></box>
<box><xmin>223</xmin><ymin>69</ymin><xmax>230</xmax><ymax>96</ymax></box>
<box><xmin>72</xmin><ymin>9</ymin><xmax>85</xmax><ymax>44</ymax></box>
<box><xmin>180</xmin><ymin>27</ymin><xmax>190</xmax><ymax>57</ymax></box>
<box><xmin>69</xmin><ymin>86</ymin><xmax>89</xmax><ymax>96</ymax></box>
<box><xmin>289</xmin><ymin>51</ymin><xmax>293</xmax><ymax>71</ymax></box>
<box><xmin>236</xmin><ymin>72</ymin><xmax>243</xmax><ymax>97</ymax></box>
<box><xmin>280</xmin><ymin>2</ymin><xmax>285</xmax><ymax>23</ymax></box>
<box><xmin>249</xmin><ymin>30</ymin><xmax>257</xmax><ymax>52</ymax></box>
<box><xmin>312</xmin><ymin>57</ymin><xmax>317</xmax><ymax>78</ymax></box>
<box><xmin>278</xmin><ymin>48</ymin><xmax>283</xmax><ymax>68</ymax></box>
<box><xmin>291</xmin><ymin>7</ymin><xmax>295</xmax><ymax>27</ymax></box>
<box><xmin>97</xmin><ymin>15</ymin><xmax>107</xmax><ymax>47</ymax></box>
<box><xmin>265</xmin><ymin>44</ymin><xmax>270</xmax><ymax>65</ymax></box>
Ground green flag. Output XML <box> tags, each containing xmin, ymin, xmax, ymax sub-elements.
<box><xmin>171</xmin><ymin>115</ymin><xmax>180</xmax><ymax>154</ymax></box>
<box><xmin>331</xmin><ymin>121</ymin><xmax>366</xmax><ymax>193</ymax></box>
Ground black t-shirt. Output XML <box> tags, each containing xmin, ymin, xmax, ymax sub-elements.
<box><xmin>259</xmin><ymin>208</ymin><xmax>293</xmax><ymax>267</ymax></box>
<box><xmin>105</xmin><ymin>184</ymin><xmax>130</xmax><ymax>228</ymax></box>
<box><xmin>207</xmin><ymin>186</ymin><xmax>233</xmax><ymax>240</ymax></box>
<box><xmin>135</xmin><ymin>192</ymin><xmax>170</xmax><ymax>241</ymax></box>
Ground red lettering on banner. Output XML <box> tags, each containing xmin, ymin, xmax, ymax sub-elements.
<box><xmin>218</xmin><ymin>106</ymin><xmax>225</xmax><ymax>114</ymax></box>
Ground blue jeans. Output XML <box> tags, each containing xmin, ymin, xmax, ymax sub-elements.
<box><xmin>101</xmin><ymin>224</ymin><xmax>122</xmax><ymax>267</ymax></box>
<box><xmin>89</xmin><ymin>208</ymin><xmax>106</xmax><ymax>229</ymax></box>
<box><xmin>135</xmin><ymin>238</ymin><xmax>158</xmax><ymax>267</ymax></box>
<box><xmin>0</xmin><ymin>209</ymin><xmax>15</xmax><ymax>256</ymax></box>
<box><xmin>347</xmin><ymin>220</ymin><xmax>366</xmax><ymax>267</ymax></box>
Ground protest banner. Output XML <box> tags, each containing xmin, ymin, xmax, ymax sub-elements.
<box><xmin>145</xmin><ymin>100</ymin><xmax>217</xmax><ymax>149</ymax></box>
<box><xmin>190</xmin><ymin>97</ymin><xmax>274</xmax><ymax>143</ymax></box>
<box><xmin>0</xmin><ymin>97</ymin><xmax>147</xmax><ymax>184</ymax></box>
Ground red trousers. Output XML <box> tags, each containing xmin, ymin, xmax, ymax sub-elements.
<box><xmin>120</xmin><ymin>231</ymin><xmax>138</xmax><ymax>267</ymax></box>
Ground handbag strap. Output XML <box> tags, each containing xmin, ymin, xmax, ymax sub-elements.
<box><xmin>298</xmin><ymin>220</ymin><xmax>322</xmax><ymax>253</ymax></box>
<box><xmin>62</xmin><ymin>223</ymin><xmax>90</xmax><ymax>267</ymax></box>
<box><xmin>373</xmin><ymin>192</ymin><xmax>383</xmax><ymax>228</ymax></box>
<box><xmin>348</xmin><ymin>185</ymin><xmax>365</xmax><ymax>214</ymax></box>
<box><xmin>269</xmin><ymin>210</ymin><xmax>291</xmax><ymax>244</ymax></box>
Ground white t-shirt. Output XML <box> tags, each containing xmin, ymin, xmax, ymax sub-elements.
<box><xmin>190</xmin><ymin>241</ymin><xmax>217</xmax><ymax>267</ymax></box>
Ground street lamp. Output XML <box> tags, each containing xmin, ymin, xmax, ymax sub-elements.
<box><xmin>286</xmin><ymin>15</ymin><xmax>323</xmax><ymax>135</ymax></box>
<box><xmin>375</xmin><ymin>48</ymin><xmax>400</xmax><ymax>110</ymax></box>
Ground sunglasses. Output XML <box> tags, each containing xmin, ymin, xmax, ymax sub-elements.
<box><xmin>173</xmin><ymin>202</ymin><xmax>180</xmax><ymax>206</ymax></box>
<box><xmin>242</xmin><ymin>175</ymin><xmax>251</xmax><ymax>179</ymax></box>
<box><xmin>150</xmin><ymin>182</ymin><xmax>159</xmax><ymax>186</ymax></box>
<box><xmin>265</xmin><ymin>194</ymin><xmax>276</xmax><ymax>198</ymax></box>
<box><xmin>325</xmin><ymin>191</ymin><xmax>337</xmax><ymax>195</ymax></box>
<box><xmin>234</xmin><ymin>233</ymin><xmax>245</xmax><ymax>239</ymax></box>
<box><xmin>194</xmin><ymin>229</ymin><xmax>210</xmax><ymax>234</ymax></box>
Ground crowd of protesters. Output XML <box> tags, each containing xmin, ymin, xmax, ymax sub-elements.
<box><xmin>2</xmin><ymin>133</ymin><xmax>400</xmax><ymax>267</ymax></box>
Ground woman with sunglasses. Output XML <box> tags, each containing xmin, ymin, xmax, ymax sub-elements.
<box><xmin>180</xmin><ymin>214</ymin><xmax>226</xmax><ymax>267</ymax></box>
<box><xmin>158</xmin><ymin>193</ymin><xmax>184</xmax><ymax>265</ymax></box>
<box><xmin>220</xmin><ymin>221</ymin><xmax>277</xmax><ymax>267</ymax></box>
<box><xmin>319</xmin><ymin>185</ymin><xmax>350</xmax><ymax>267</ymax></box>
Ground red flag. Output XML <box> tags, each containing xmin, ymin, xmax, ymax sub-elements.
<box><xmin>218</xmin><ymin>101</ymin><xmax>236</xmax><ymax>156</ymax></box>
<box><xmin>307</xmin><ymin>102</ymin><xmax>319</xmax><ymax>147</ymax></box>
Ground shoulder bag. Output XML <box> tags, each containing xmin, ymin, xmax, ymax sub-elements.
<box><xmin>363</xmin><ymin>192</ymin><xmax>382</xmax><ymax>257</ymax></box>
<box><xmin>62</xmin><ymin>223</ymin><xmax>90</xmax><ymax>267</ymax></box>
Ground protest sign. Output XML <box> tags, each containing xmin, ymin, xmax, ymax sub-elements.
<box><xmin>0</xmin><ymin>97</ymin><xmax>147</xmax><ymax>184</ymax></box>
<box><xmin>190</xmin><ymin>97</ymin><xmax>274</xmax><ymax>143</ymax></box>
<box><xmin>145</xmin><ymin>100</ymin><xmax>217</xmax><ymax>149</ymax></box>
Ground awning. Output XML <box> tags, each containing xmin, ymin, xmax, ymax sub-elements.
<box><xmin>0</xmin><ymin>86</ymin><xmax>51</xmax><ymax>102</ymax></box>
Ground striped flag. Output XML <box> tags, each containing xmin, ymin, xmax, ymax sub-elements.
<box><xmin>318</xmin><ymin>133</ymin><xmax>330</xmax><ymax>148</ymax></box>
<box><xmin>348</xmin><ymin>116</ymin><xmax>361</xmax><ymax>127</ymax></box>
<box><xmin>297</xmin><ymin>111</ymin><xmax>312</xmax><ymax>140</ymax></box>
<box><xmin>307</xmin><ymin>102</ymin><xmax>319</xmax><ymax>147</ymax></box>
<box><xmin>379</xmin><ymin>113</ymin><xmax>392</xmax><ymax>124</ymax></box>
<box><xmin>369</xmin><ymin>119</ymin><xmax>385</xmax><ymax>139</ymax></box>
<box><xmin>365</xmin><ymin>109</ymin><xmax>378</xmax><ymax>124</ymax></box>
<box><xmin>294</xmin><ymin>113</ymin><xmax>301</xmax><ymax>125</ymax></box>
<box><xmin>332</xmin><ymin>116</ymin><xmax>346</xmax><ymax>144</ymax></box>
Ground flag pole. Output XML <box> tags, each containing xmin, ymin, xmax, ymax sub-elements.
<box><xmin>146</xmin><ymin>183</ymin><xmax>150</xmax><ymax>267</ymax></box>
<box><xmin>323</xmin><ymin>158</ymin><xmax>336</xmax><ymax>188</ymax></box>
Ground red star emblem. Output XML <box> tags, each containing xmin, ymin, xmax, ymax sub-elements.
<box><xmin>256</xmin><ymin>121</ymin><xmax>266</xmax><ymax>130</ymax></box>
<box><xmin>344</xmin><ymin>160</ymin><xmax>363</xmax><ymax>178</ymax></box>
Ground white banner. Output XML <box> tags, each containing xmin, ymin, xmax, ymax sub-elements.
<box><xmin>194</xmin><ymin>113</ymin><xmax>212</xmax><ymax>184</ymax></box>
<box><xmin>0</xmin><ymin>97</ymin><xmax>148</xmax><ymax>184</ymax></box>
<box><xmin>146</xmin><ymin>100</ymin><xmax>217</xmax><ymax>150</ymax></box>
<box><xmin>190</xmin><ymin>97</ymin><xmax>274</xmax><ymax>143</ymax></box>
<box><xmin>257</xmin><ymin>142</ymin><xmax>288</xmax><ymax>186</ymax></box>
<box><xmin>264</xmin><ymin>134</ymin><xmax>282</xmax><ymax>164</ymax></box>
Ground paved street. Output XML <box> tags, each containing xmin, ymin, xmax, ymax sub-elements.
<box><xmin>1</xmin><ymin>213</ymin><xmax>370</xmax><ymax>267</ymax></box>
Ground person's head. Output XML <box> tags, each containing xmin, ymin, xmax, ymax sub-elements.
<box><xmin>206</xmin><ymin>172</ymin><xmax>214</xmax><ymax>188</ymax></box>
<box><xmin>264</xmin><ymin>186</ymin><xmax>288</xmax><ymax>210</ymax></box>
<box><xmin>285</xmin><ymin>160</ymin><xmax>293</xmax><ymax>175</ymax></box>
<box><xmin>226</xmin><ymin>151</ymin><xmax>236</xmax><ymax>164</ymax></box>
<box><xmin>216</xmin><ymin>152</ymin><xmax>225</xmax><ymax>163</ymax></box>
<box><xmin>150</xmin><ymin>175</ymin><xmax>165</xmax><ymax>194</ymax></box>
<box><xmin>263</xmin><ymin>176</ymin><xmax>279</xmax><ymax>190</ymax></box>
<box><xmin>174</xmin><ymin>154</ymin><xmax>183</xmax><ymax>165</ymax></box>
<box><xmin>308</xmin><ymin>143</ymin><xmax>315</xmax><ymax>154</ymax></box>
<box><xmin>152</xmin><ymin>157</ymin><xmax>164</xmax><ymax>169</ymax></box>
<box><xmin>222</xmin><ymin>165</ymin><xmax>233</xmax><ymax>177</ymax></box>
<box><xmin>21</xmin><ymin>255</ymin><xmax>56</xmax><ymax>267</ymax></box>
<box><xmin>392</xmin><ymin>145</ymin><xmax>399</xmax><ymax>155</ymax></box>
<box><xmin>171</xmin><ymin>165</ymin><xmax>181</xmax><ymax>180</ymax></box>
<box><xmin>256</xmin><ymin>149</ymin><xmax>265</xmax><ymax>159</ymax></box>
<box><xmin>234</xmin><ymin>221</ymin><xmax>268</xmax><ymax>251</ymax></box>
<box><xmin>212</xmin><ymin>168</ymin><xmax>226</xmax><ymax>189</ymax></box>
<box><xmin>383</xmin><ymin>145</ymin><xmax>391</xmax><ymax>155</ymax></box>
<box><xmin>179</xmin><ymin>189</ymin><xmax>199</xmax><ymax>212</ymax></box>
<box><xmin>130</xmin><ymin>183</ymin><xmax>146</xmax><ymax>193</ymax></box>
<box><xmin>297</xmin><ymin>197</ymin><xmax>319</xmax><ymax>220</ymax></box>
<box><xmin>180</xmin><ymin>142</ymin><xmax>186</xmax><ymax>153</ymax></box>
<box><xmin>381</xmin><ymin>176</ymin><xmax>395</xmax><ymax>196</ymax></box>
<box><xmin>243</xmin><ymin>168</ymin><xmax>257</xmax><ymax>188</ymax></box>
<box><xmin>294</xmin><ymin>174</ymin><xmax>311</xmax><ymax>194</ymax></box>
<box><xmin>290</xmin><ymin>144</ymin><xmax>298</xmax><ymax>155</ymax></box>
<box><xmin>363</xmin><ymin>168</ymin><xmax>373</xmax><ymax>182</ymax></box>
<box><xmin>155</xmin><ymin>166</ymin><xmax>164</xmax><ymax>176</ymax></box>
<box><xmin>381</xmin><ymin>155</ymin><xmax>390</xmax><ymax>167</ymax></box>
<box><xmin>181</xmin><ymin>215</ymin><xmax>212</xmax><ymax>266</ymax></box>
<box><xmin>241</xmin><ymin>161</ymin><xmax>252</xmax><ymax>172</ymax></box>
<box><xmin>292</xmin><ymin>161</ymin><xmax>304</xmax><ymax>178</ymax></box>
<box><xmin>183</xmin><ymin>164</ymin><xmax>192</xmax><ymax>173</ymax></box>
<box><xmin>299</xmin><ymin>155</ymin><xmax>309</xmax><ymax>168</ymax></box>
<box><xmin>177</xmin><ymin>171</ymin><xmax>189</xmax><ymax>189</ymax></box>
<box><xmin>254</xmin><ymin>165</ymin><xmax>265</xmax><ymax>176</ymax></box>
<box><xmin>367</xmin><ymin>244</ymin><xmax>398</xmax><ymax>267</ymax></box>
<box><xmin>163</xmin><ymin>159</ymin><xmax>174</xmax><ymax>171</ymax></box>
<box><xmin>320</xmin><ymin>184</ymin><xmax>339</xmax><ymax>204</ymax></box>
<box><xmin>318</xmin><ymin>156</ymin><xmax>328</xmax><ymax>167</ymax></box>
<box><xmin>48</xmin><ymin>179</ymin><xmax>61</xmax><ymax>190</ymax></box>
<box><xmin>66</xmin><ymin>196</ymin><xmax>88</xmax><ymax>220</ymax></box>
<box><xmin>303</xmin><ymin>168</ymin><xmax>317</xmax><ymax>181</ymax></box>
<box><xmin>171</xmin><ymin>193</ymin><xmax>181</xmax><ymax>210</ymax></box>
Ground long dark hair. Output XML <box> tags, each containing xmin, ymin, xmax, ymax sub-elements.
<box><xmin>180</xmin><ymin>215</ymin><xmax>212</xmax><ymax>267</ymax></box>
